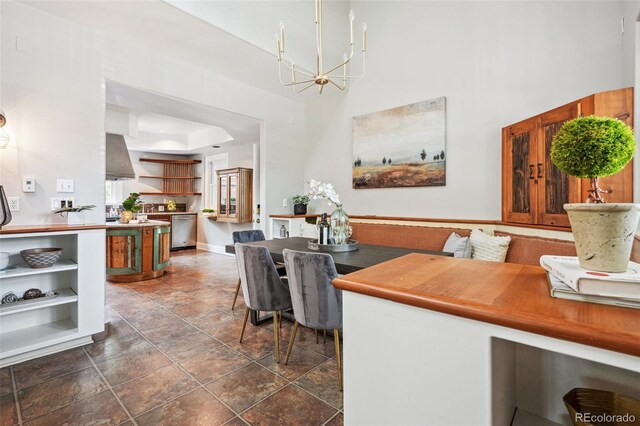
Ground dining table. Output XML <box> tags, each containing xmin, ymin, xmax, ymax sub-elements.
<box><xmin>225</xmin><ymin>237</ymin><xmax>453</xmax><ymax>324</ymax></box>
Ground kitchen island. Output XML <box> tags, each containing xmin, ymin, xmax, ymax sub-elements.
<box><xmin>106</xmin><ymin>220</ymin><xmax>171</xmax><ymax>282</ymax></box>
<box><xmin>333</xmin><ymin>254</ymin><xmax>640</xmax><ymax>425</ymax></box>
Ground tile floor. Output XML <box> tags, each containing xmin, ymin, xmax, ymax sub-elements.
<box><xmin>1</xmin><ymin>250</ymin><xmax>343</xmax><ymax>426</ymax></box>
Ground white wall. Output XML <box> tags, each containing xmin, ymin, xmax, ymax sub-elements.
<box><xmin>0</xmin><ymin>1</ymin><xmax>306</xmax><ymax>232</ymax></box>
<box><xmin>303</xmin><ymin>1</ymin><xmax>634</xmax><ymax>220</ymax></box>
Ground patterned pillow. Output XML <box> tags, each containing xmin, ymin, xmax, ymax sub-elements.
<box><xmin>470</xmin><ymin>229</ymin><xmax>511</xmax><ymax>262</ymax></box>
<box><xmin>442</xmin><ymin>232</ymin><xmax>472</xmax><ymax>258</ymax></box>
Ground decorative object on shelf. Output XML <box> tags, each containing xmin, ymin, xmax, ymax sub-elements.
<box><xmin>292</xmin><ymin>195</ymin><xmax>310</xmax><ymax>215</ymax></box>
<box><xmin>353</xmin><ymin>97</ymin><xmax>447</xmax><ymax>189</ymax></box>
<box><xmin>276</xmin><ymin>0</ymin><xmax>367</xmax><ymax>94</ymax></box>
<box><xmin>167</xmin><ymin>199</ymin><xmax>177</xmax><ymax>212</ymax></box>
<box><xmin>280</xmin><ymin>225</ymin><xmax>287</xmax><ymax>238</ymax></box>
<box><xmin>52</xmin><ymin>204</ymin><xmax>96</xmax><ymax>225</ymax></box>
<box><xmin>308</xmin><ymin>239</ymin><xmax>359</xmax><ymax>252</ymax></box>
<box><xmin>563</xmin><ymin>387</ymin><xmax>640</xmax><ymax>426</ymax></box>
<box><xmin>22</xmin><ymin>288</ymin><xmax>42</xmax><ymax>300</ymax></box>
<box><xmin>0</xmin><ymin>113</ymin><xmax>9</xmax><ymax>149</ymax></box>
<box><xmin>1</xmin><ymin>292</ymin><xmax>17</xmax><ymax>304</ymax></box>
<box><xmin>20</xmin><ymin>248</ymin><xmax>63</xmax><ymax>269</ymax></box>
<box><xmin>0</xmin><ymin>252</ymin><xmax>8</xmax><ymax>270</ymax></box>
<box><xmin>551</xmin><ymin>115</ymin><xmax>638</xmax><ymax>272</ymax></box>
<box><xmin>202</xmin><ymin>208</ymin><xmax>215</xmax><ymax>213</ymax></box>
<box><xmin>121</xmin><ymin>193</ymin><xmax>143</xmax><ymax>224</ymax></box>
<box><xmin>0</xmin><ymin>185</ymin><xmax>12</xmax><ymax>229</ymax></box>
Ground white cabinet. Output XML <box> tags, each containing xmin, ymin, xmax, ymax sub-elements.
<box><xmin>270</xmin><ymin>215</ymin><xmax>318</xmax><ymax>239</ymax></box>
<box><xmin>0</xmin><ymin>226</ymin><xmax>105</xmax><ymax>367</ymax></box>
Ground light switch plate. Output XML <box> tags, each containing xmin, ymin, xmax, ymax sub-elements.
<box><xmin>22</xmin><ymin>177</ymin><xmax>36</xmax><ymax>193</ymax></box>
<box><xmin>56</xmin><ymin>179</ymin><xmax>74</xmax><ymax>193</ymax></box>
<box><xmin>7</xmin><ymin>197</ymin><xmax>19</xmax><ymax>212</ymax></box>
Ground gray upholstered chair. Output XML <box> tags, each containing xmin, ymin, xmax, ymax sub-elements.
<box><xmin>231</xmin><ymin>230</ymin><xmax>266</xmax><ymax>310</ymax></box>
<box><xmin>282</xmin><ymin>249</ymin><xmax>343</xmax><ymax>390</ymax></box>
<box><xmin>231</xmin><ymin>230</ymin><xmax>285</xmax><ymax>310</ymax></box>
<box><xmin>235</xmin><ymin>243</ymin><xmax>293</xmax><ymax>363</ymax></box>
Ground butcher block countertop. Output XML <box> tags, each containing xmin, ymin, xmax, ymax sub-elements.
<box><xmin>333</xmin><ymin>254</ymin><xmax>640</xmax><ymax>357</ymax></box>
<box><xmin>0</xmin><ymin>224</ymin><xmax>107</xmax><ymax>234</ymax></box>
<box><xmin>106</xmin><ymin>220</ymin><xmax>170</xmax><ymax>229</ymax></box>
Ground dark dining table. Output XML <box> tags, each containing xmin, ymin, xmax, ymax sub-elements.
<box><xmin>225</xmin><ymin>237</ymin><xmax>452</xmax><ymax>274</ymax></box>
<box><xmin>226</xmin><ymin>237</ymin><xmax>452</xmax><ymax>324</ymax></box>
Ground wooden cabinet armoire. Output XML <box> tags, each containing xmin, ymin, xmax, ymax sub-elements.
<box><xmin>502</xmin><ymin>87</ymin><xmax>633</xmax><ymax>228</ymax></box>
<box><xmin>217</xmin><ymin>167</ymin><xmax>253</xmax><ymax>223</ymax></box>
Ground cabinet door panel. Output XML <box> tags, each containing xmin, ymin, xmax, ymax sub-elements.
<box><xmin>106</xmin><ymin>229</ymin><xmax>141</xmax><ymax>274</ymax></box>
<box><xmin>538</xmin><ymin>102</ymin><xmax>582</xmax><ymax>227</ymax></box>
<box><xmin>154</xmin><ymin>227</ymin><xmax>171</xmax><ymax>270</ymax></box>
<box><xmin>502</xmin><ymin>118</ymin><xmax>538</xmax><ymax>224</ymax></box>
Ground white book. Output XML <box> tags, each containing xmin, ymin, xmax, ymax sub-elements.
<box><xmin>546</xmin><ymin>272</ymin><xmax>640</xmax><ymax>309</ymax></box>
<box><xmin>539</xmin><ymin>255</ymin><xmax>640</xmax><ymax>301</ymax></box>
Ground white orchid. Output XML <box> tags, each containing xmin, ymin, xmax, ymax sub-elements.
<box><xmin>308</xmin><ymin>179</ymin><xmax>341</xmax><ymax>206</ymax></box>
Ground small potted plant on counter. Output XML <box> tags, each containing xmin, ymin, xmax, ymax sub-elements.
<box><xmin>202</xmin><ymin>208</ymin><xmax>217</xmax><ymax>221</ymax></box>
<box><xmin>292</xmin><ymin>194</ymin><xmax>310</xmax><ymax>215</ymax></box>
<box><xmin>551</xmin><ymin>115</ymin><xmax>637</xmax><ymax>272</ymax></box>
<box><xmin>121</xmin><ymin>193</ymin><xmax>143</xmax><ymax>224</ymax></box>
<box><xmin>53</xmin><ymin>204</ymin><xmax>96</xmax><ymax>225</ymax></box>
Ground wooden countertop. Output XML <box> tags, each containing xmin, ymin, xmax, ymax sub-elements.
<box><xmin>106</xmin><ymin>220</ymin><xmax>170</xmax><ymax>229</ymax></box>
<box><xmin>0</xmin><ymin>224</ymin><xmax>107</xmax><ymax>235</ymax></box>
<box><xmin>333</xmin><ymin>254</ymin><xmax>640</xmax><ymax>357</ymax></box>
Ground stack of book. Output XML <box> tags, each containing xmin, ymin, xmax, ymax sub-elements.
<box><xmin>539</xmin><ymin>256</ymin><xmax>640</xmax><ymax>309</ymax></box>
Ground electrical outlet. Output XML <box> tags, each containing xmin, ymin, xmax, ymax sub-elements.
<box><xmin>7</xmin><ymin>197</ymin><xmax>19</xmax><ymax>212</ymax></box>
<box><xmin>51</xmin><ymin>197</ymin><xmax>75</xmax><ymax>210</ymax></box>
<box><xmin>56</xmin><ymin>179</ymin><xmax>74</xmax><ymax>193</ymax></box>
<box><xmin>282</xmin><ymin>198</ymin><xmax>288</xmax><ymax>207</ymax></box>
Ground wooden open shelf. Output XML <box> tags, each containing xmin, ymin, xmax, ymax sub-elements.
<box><xmin>139</xmin><ymin>158</ymin><xmax>201</xmax><ymax>164</ymax></box>
<box><xmin>139</xmin><ymin>176</ymin><xmax>201</xmax><ymax>180</ymax></box>
<box><xmin>139</xmin><ymin>157</ymin><xmax>202</xmax><ymax>195</ymax></box>
<box><xmin>139</xmin><ymin>192</ymin><xmax>202</xmax><ymax>196</ymax></box>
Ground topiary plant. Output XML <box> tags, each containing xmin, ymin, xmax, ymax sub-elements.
<box><xmin>550</xmin><ymin>115</ymin><xmax>635</xmax><ymax>203</ymax></box>
<box><xmin>122</xmin><ymin>193</ymin><xmax>143</xmax><ymax>212</ymax></box>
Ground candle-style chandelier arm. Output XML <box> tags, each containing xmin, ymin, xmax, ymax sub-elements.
<box><xmin>275</xmin><ymin>0</ymin><xmax>367</xmax><ymax>94</ymax></box>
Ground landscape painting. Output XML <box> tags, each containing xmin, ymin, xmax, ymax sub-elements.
<box><xmin>352</xmin><ymin>97</ymin><xmax>446</xmax><ymax>189</ymax></box>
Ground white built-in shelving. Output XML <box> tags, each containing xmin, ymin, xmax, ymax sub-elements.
<box><xmin>0</xmin><ymin>226</ymin><xmax>105</xmax><ymax>367</ymax></box>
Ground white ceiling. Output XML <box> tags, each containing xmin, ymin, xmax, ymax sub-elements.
<box><xmin>106</xmin><ymin>81</ymin><xmax>260</xmax><ymax>155</ymax></box>
<box><xmin>19</xmin><ymin>0</ymin><xmax>358</xmax><ymax>99</ymax></box>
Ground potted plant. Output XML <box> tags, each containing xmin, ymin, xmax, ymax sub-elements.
<box><xmin>53</xmin><ymin>205</ymin><xmax>96</xmax><ymax>225</ymax></box>
<box><xmin>121</xmin><ymin>193</ymin><xmax>143</xmax><ymax>224</ymax></box>
<box><xmin>292</xmin><ymin>195</ymin><xmax>310</xmax><ymax>215</ymax></box>
<box><xmin>551</xmin><ymin>115</ymin><xmax>637</xmax><ymax>272</ymax></box>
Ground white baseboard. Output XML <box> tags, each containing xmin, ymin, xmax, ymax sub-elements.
<box><xmin>196</xmin><ymin>242</ymin><xmax>233</xmax><ymax>256</ymax></box>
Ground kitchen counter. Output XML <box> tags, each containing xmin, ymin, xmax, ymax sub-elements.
<box><xmin>146</xmin><ymin>212</ymin><xmax>197</xmax><ymax>215</ymax></box>
<box><xmin>106</xmin><ymin>220</ymin><xmax>169</xmax><ymax>229</ymax></box>
<box><xmin>106</xmin><ymin>222</ymin><xmax>171</xmax><ymax>282</ymax></box>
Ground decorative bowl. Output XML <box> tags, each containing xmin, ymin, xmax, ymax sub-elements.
<box><xmin>20</xmin><ymin>248</ymin><xmax>63</xmax><ymax>269</ymax></box>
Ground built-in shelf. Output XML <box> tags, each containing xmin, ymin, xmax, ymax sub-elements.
<box><xmin>0</xmin><ymin>260</ymin><xmax>78</xmax><ymax>280</ymax></box>
<box><xmin>139</xmin><ymin>175</ymin><xmax>201</xmax><ymax>180</ymax></box>
<box><xmin>139</xmin><ymin>192</ymin><xmax>202</xmax><ymax>196</ymax></box>
<box><xmin>0</xmin><ymin>288</ymin><xmax>78</xmax><ymax>317</ymax></box>
<box><xmin>0</xmin><ymin>319</ymin><xmax>79</xmax><ymax>359</ymax></box>
<box><xmin>139</xmin><ymin>158</ymin><xmax>201</xmax><ymax>164</ymax></box>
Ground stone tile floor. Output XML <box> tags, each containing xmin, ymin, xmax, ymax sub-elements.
<box><xmin>0</xmin><ymin>250</ymin><xmax>343</xmax><ymax>426</ymax></box>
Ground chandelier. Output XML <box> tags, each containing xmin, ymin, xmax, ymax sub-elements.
<box><xmin>276</xmin><ymin>0</ymin><xmax>367</xmax><ymax>94</ymax></box>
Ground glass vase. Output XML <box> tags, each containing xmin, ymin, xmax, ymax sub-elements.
<box><xmin>330</xmin><ymin>204</ymin><xmax>351</xmax><ymax>245</ymax></box>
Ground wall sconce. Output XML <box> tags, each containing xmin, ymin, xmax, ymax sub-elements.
<box><xmin>0</xmin><ymin>114</ymin><xmax>9</xmax><ymax>149</ymax></box>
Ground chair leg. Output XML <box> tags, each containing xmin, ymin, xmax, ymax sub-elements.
<box><xmin>273</xmin><ymin>310</ymin><xmax>280</xmax><ymax>363</ymax></box>
<box><xmin>284</xmin><ymin>320</ymin><xmax>299</xmax><ymax>365</ymax></box>
<box><xmin>334</xmin><ymin>329</ymin><xmax>343</xmax><ymax>391</ymax></box>
<box><xmin>231</xmin><ymin>278</ymin><xmax>241</xmax><ymax>310</ymax></box>
<box><xmin>323</xmin><ymin>329</ymin><xmax>327</xmax><ymax>344</ymax></box>
<box><xmin>315</xmin><ymin>329</ymin><xmax>318</xmax><ymax>344</ymax></box>
<box><xmin>239</xmin><ymin>307</ymin><xmax>250</xmax><ymax>343</ymax></box>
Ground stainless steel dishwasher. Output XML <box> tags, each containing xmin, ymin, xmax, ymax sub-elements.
<box><xmin>171</xmin><ymin>214</ymin><xmax>197</xmax><ymax>250</ymax></box>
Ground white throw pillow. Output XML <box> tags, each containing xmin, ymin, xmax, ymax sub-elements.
<box><xmin>470</xmin><ymin>229</ymin><xmax>511</xmax><ymax>262</ymax></box>
<box><xmin>442</xmin><ymin>232</ymin><xmax>472</xmax><ymax>259</ymax></box>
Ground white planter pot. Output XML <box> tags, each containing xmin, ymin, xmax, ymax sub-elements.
<box><xmin>564</xmin><ymin>203</ymin><xmax>640</xmax><ymax>272</ymax></box>
<box><xmin>67</xmin><ymin>211</ymin><xmax>86</xmax><ymax>225</ymax></box>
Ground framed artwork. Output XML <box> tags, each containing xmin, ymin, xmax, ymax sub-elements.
<box><xmin>352</xmin><ymin>96</ymin><xmax>446</xmax><ymax>189</ymax></box>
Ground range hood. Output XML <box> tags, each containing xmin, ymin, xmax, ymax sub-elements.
<box><xmin>106</xmin><ymin>133</ymin><xmax>136</xmax><ymax>180</ymax></box>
